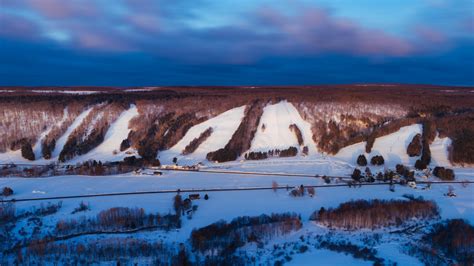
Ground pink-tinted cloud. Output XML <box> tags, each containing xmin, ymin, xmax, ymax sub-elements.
<box><xmin>415</xmin><ymin>26</ymin><xmax>447</xmax><ymax>43</ymax></box>
<box><xmin>0</xmin><ymin>13</ymin><xmax>40</xmax><ymax>40</ymax></box>
<box><xmin>67</xmin><ymin>24</ymin><xmax>133</xmax><ymax>51</ymax></box>
<box><xmin>254</xmin><ymin>7</ymin><xmax>414</xmax><ymax>57</ymax></box>
<box><xmin>127</xmin><ymin>15</ymin><xmax>161</xmax><ymax>33</ymax></box>
<box><xmin>27</xmin><ymin>0</ymin><xmax>98</xmax><ymax>19</ymax></box>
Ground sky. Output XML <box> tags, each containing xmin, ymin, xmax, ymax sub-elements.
<box><xmin>0</xmin><ymin>0</ymin><xmax>473</xmax><ymax>86</ymax></box>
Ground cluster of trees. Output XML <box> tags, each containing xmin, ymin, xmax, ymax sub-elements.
<box><xmin>0</xmin><ymin>101</ymin><xmax>68</xmax><ymax>153</ymax></box>
<box><xmin>450</xmin><ymin>128</ymin><xmax>474</xmax><ymax>164</ymax></box>
<box><xmin>289</xmin><ymin>124</ymin><xmax>304</xmax><ymax>146</ymax></box>
<box><xmin>352</xmin><ymin>166</ymin><xmax>393</xmax><ymax>182</ymax></box>
<box><xmin>71</xmin><ymin>201</ymin><xmax>90</xmax><ymax>214</ymax></box>
<box><xmin>317</xmin><ymin>239</ymin><xmax>384</xmax><ymax>265</ymax></box>
<box><xmin>119</xmin><ymin>138</ymin><xmax>131</xmax><ymax>151</ymax></box>
<box><xmin>207</xmin><ymin>101</ymin><xmax>265</xmax><ymax>162</ymax></box>
<box><xmin>0</xmin><ymin>157</ymin><xmax>156</xmax><ymax>177</ymax></box>
<box><xmin>407</xmin><ymin>133</ymin><xmax>422</xmax><ymax>157</ymax></box>
<box><xmin>55</xmin><ymin>207</ymin><xmax>181</xmax><ymax>236</ymax></box>
<box><xmin>2</xmin><ymin>201</ymin><xmax>62</xmax><ymax>225</ymax></box>
<box><xmin>41</xmin><ymin>103</ymin><xmax>87</xmax><ymax>159</ymax></box>
<box><xmin>415</xmin><ymin>121</ymin><xmax>435</xmax><ymax>170</ymax></box>
<box><xmin>20</xmin><ymin>237</ymin><xmax>184</xmax><ymax>265</ymax></box>
<box><xmin>244</xmin><ymin>146</ymin><xmax>299</xmax><ymax>161</ymax></box>
<box><xmin>20</xmin><ymin>140</ymin><xmax>35</xmax><ymax>161</ymax></box>
<box><xmin>356</xmin><ymin>154</ymin><xmax>367</xmax><ymax>166</ymax></box>
<box><xmin>59</xmin><ymin>103</ymin><xmax>126</xmax><ymax>162</ymax></box>
<box><xmin>433</xmin><ymin>167</ymin><xmax>455</xmax><ymax>180</ymax></box>
<box><xmin>30</xmin><ymin>201</ymin><xmax>63</xmax><ymax>217</ymax></box>
<box><xmin>245</xmin><ymin>151</ymin><xmax>268</xmax><ymax>160</ymax></box>
<box><xmin>0</xmin><ymin>164</ymin><xmax>55</xmax><ymax>177</ymax></box>
<box><xmin>191</xmin><ymin>213</ymin><xmax>302</xmax><ymax>256</ymax></box>
<box><xmin>2</xmin><ymin>187</ymin><xmax>13</xmax><ymax>197</ymax></box>
<box><xmin>310</xmin><ymin>198</ymin><xmax>439</xmax><ymax>229</ymax></box>
<box><xmin>0</xmin><ymin>202</ymin><xmax>15</xmax><ymax>223</ymax></box>
<box><xmin>355</xmin><ymin>153</ymin><xmax>385</xmax><ymax>167</ymax></box>
<box><xmin>182</xmin><ymin>127</ymin><xmax>213</xmax><ymax>155</ymax></box>
<box><xmin>370</xmin><ymin>155</ymin><xmax>385</xmax><ymax>165</ymax></box>
<box><xmin>396</xmin><ymin>164</ymin><xmax>415</xmax><ymax>180</ymax></box>
<box><xmin>423</xmin><ymin>219</ymin><xmax>474</xmax><ymax>265</ymax></box>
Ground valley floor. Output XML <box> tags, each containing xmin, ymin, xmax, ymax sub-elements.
<box><xmin>1</xmin><ymin>159</ymin><xmax>473</xmax><ymax>265</ymax></box>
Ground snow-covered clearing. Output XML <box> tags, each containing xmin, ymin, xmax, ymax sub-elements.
<box><xmin>1</xmin><ymin>159</ymin><xmax>473</xmax><ymax>265</ymax></box>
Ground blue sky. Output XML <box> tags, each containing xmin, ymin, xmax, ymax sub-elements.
<box><xmin>0</xmin><ymin>0</ymin><xmax>473</xmax><ymax>86</ymax></box>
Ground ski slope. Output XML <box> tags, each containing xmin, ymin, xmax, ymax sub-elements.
<box><xmin>249</xmin><ymin>101</ymin><xmax>317</xmax><ymax>154</ymax></box>
<box><xmin>335</xmin><ymin>124</ymin><xmax>423</xmax><ymax>167</ymax></box>
<box><xmin>159</xmin><ymin>105</ymin><xmax>246</xmax><ymax>164</ymax></box>
<box><xmin>52</xmin><ymin>106</ymin><xmax>94</xmax><ymax>159</ymax></box>
<box><xmin>69</xmin><ymin>105</ymin><xmax>139</xmax><ymax>164</ymax></box>
<box><xmin>430</xmin><ymin>134</ymin><xmax>452</xmax><ymax>167</ymax></box>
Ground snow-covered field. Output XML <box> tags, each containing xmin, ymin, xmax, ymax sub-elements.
<box><xmin>1</xmin><ymin>160</ymin><xmax>473</xmax><ymax>264</ymax></box>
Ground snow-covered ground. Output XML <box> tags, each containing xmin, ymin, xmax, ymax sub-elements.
<box><xmin>335</xmin><ymin>124</ymin><xmax>423</xmax><ymax>168</ymax></box>
<box><xmin>68</xmin><ymin>105</ymin><xmax>139</xmax><ymax>164</ymax></box>
<box><xmin>430</xmin><ymin>133</ymin><xmax>452</xmax><ymax>167</ymax></box>
<box><xmin>159</xmin><ymin>105</ymin><xmax>246</xmax><ymax>164</ymax></box>
<box><xmin>1</xmin><ymin>164</ymin><xmax>473</xmax><ymax>264</ymax></box>
<box><xmin>52</xmin><ymin>106</ymin><xmax>94</xmax><ymax>159</ymax></box>
<box><xmin>249</xmin><ymin>100</ymin><xmax>317</xmax><ymax>153</ymax></box>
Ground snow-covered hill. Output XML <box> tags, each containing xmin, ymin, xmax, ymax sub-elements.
<box><xmin>0</xmin><ymin>100</ymin><xmax>457</xmax><ymax>169</ymax></box>
<box><xmin>249</xmin><ymin>101</ymin><xmax>317</xmax><ymax>154</ymax></box>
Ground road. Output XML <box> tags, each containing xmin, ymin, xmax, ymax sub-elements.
<box><xmin>1</xmin><ymin>180</ymin><xmax>471</xmax><ymax>203</ymax></box>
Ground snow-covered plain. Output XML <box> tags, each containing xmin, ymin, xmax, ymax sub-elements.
<box><xmin>1</xmin><ymin>164</ymin><xmax>473</xmax><ymax>265</ymax></box>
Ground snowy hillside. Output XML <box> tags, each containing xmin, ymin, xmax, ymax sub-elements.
<box><xmin>0</xmin><ymin>103</ymin><xmax>457</xmax><ymax>169</ymax></box>
<box><xmin>159</xmin><ymin>105</ymin><xmax>246</xmax><ymax>164</ymax></box>
<box><xmin>248</xmin><ymin>101</ymin><xmax>317</xmax><ymax>154</ymax></box>
<box><xmin>335</xmin><ymin>124</ymin><xmax>423</xmax><ymax>167</ymax></box>
<box><xmin>430</xmin><ymin>134</ymin><xmax>452</xmax><ymax>167</ymax></box>
<box><xmin>68</xmin><ymin>105</ymin><xmax>139</xmax><ymax>163</ymax></box>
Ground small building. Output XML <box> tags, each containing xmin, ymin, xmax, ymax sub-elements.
<box><xmin>189</xmin><ymin>194</ymin><xmax>200</xmax><ymax>200</ymax></box>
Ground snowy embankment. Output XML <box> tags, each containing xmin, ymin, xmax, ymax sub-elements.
<box><xmin>159</xmin><ymin>105</ymin><xmax>246</xmax><ymax>164</ymax></box>
<box><xmin>68</xmin><ymin>105</ymin><xmax>139</xmax><ymax>164</ymax></box>
<box><xmin>248</xmin><ymin>100</ymin><xmax>317</xmax><ymax>154</ymax></box>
